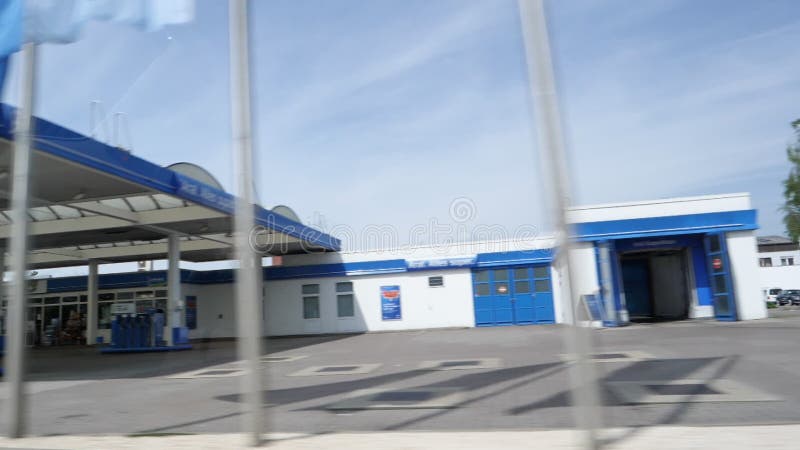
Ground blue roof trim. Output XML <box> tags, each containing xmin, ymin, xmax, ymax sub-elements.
<box><xmin>475</xmin><ymin>249</ymin><xmax>554</xmax><ymax>267</ymax></box>
<box><xmin>184</xmin><ymin>269</ymin><xmax>235</xmax><ymax>285</ymax></box>
<box><xmin>572</xmin><ymin>210</ymin><xmax>758</xmax><ymax>242</ymax></box>
<box><xmin>45</xmin><ymin>270</ymin><xmax>175</xmax><ymax>293</ymax></box>
<box><xmin>43</xmin><ymin>269</ymin><xmax>238</xmax><ymax>293</ymax></box>
<box><xmin>39</xmin><ymin>248</ymin><xmax>558</xmax><ymax>293</ymax></box>
<box><xmin>0</xmin><ymin>103</ymin><xmax>340</xmax><ymax>252</ymax></box>
<box><xmin>264</xmin><ymin>259</ymin><xmax>408</xmax><ymax>280</ymax></box>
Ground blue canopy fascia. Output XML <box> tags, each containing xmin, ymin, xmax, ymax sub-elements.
<box><xmin>0</xmin><ymin>103</ymin><xmax>340</xmax><ymax>251</ymax></box>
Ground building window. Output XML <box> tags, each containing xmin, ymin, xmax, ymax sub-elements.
<box><xmin>781</xmin><ymin>257</ymin><xmax>795</xmax><ymax>266</ymax></box>
<box><xmin>302</xmin><ymin>284</ymin><xmax>320</xmax><ymax>319</ymax></box>
<box><xmin>428</xmin><ymin>276</ymin><xmax>444</xmax><ymax>287</ymax></box>
<box><xmin>759</xmin><ymin>258</ymin><xmax>772</xmax><ymax>267</ymax></box>
<box><xmin>336</xmin><ymin>282</ymin><xmax>354</xmax><ymax>318</ymax></box>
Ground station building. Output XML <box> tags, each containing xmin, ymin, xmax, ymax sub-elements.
<box><xmin>0</xmin><ymin>105</ymin><xmax>767</xmax><ymax>347</ymax></box>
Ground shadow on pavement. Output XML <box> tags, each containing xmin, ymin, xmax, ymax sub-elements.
<box><xmin>134</xmin><ymin>362</ymin><xmax>568</xmax><ymax>434</ymax></box>
<box><xmin>597</xmin><ymin>355</ymin><xmax>740</xmax><ymax>448</ymax></box>
<box><xmin>1</xmin><ymin>334</ymin><xmax>358</xmax><ymax>382</ymax></box>
<box><xmin>508</xmin><ymin>356</ymin><xmax>727</xmax><ymax>413</ymax></box>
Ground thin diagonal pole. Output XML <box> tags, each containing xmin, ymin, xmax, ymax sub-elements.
<box><xmin>229</xmin><ymin>0</ymin><xmax>265</xmax><ymax>446</ymax></box>
<box><xmin>517</xmin><ymin>1</ymin><xmax>602</xmax><ymax>449</ymax></box>
<box><xmin>6</xmin><ymin>42</ymin><xmax>37</xmax><ymax>439</ymax></box>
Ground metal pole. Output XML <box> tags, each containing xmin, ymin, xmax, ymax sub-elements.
<box><xmin>229</xmin><ymin>0</ymin><xmax>265</xmax><ymax>446</ymax></box>
<box><xmin>86</xmin><ymin>260</ymin><xmax>99</xmax><ymax>345</ymax></box>
<box><xmin>167</xmin><ymin>233</ymin><xmax>182</xmax><ymax>346</ymax></box>
<box><xmin>5</xmin><ymin>42</ymin><xmax>37</xmax><ymax>439</ymax></box>
<box><xmin>517</xmin><ymin>1</ymin><xmax>602</xmax><ymax>449</ymax></box>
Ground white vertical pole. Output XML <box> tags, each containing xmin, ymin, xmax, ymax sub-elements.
<box><xmin>5</xmin><ymin>43</ymin><xmax>37</xmax><ymax>439</ymax></box>
<box><xmin>167</xmin><ymin>233</ymin><xmax>182</xmax><ymax>346</ymax></box>
<box><xmin>86</xmin><ymin>260</ymin><xmax>98</xmax><ymax>345</ymax></box>
<box><xmin>517</xmin><ymin>1</ymin><xmax>601</xmax><ymax>449</ymax></box>
<box><xmin>229</xmin><ymin>0</ymin><xmax>264</xmax><ymax>446</ymax></box>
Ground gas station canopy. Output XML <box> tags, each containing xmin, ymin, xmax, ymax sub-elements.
<box><xmin>0</xmin><ymin>104</ymin><xmax>341</xmax><ymax>269</ymax></box>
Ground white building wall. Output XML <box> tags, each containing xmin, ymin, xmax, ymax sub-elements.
<box><xmin>549</xmin><ymin>263</ymin><xmax>566</xmax><ymax>324</ymax></box>
<box><xmin>264</xmin><ymin>269</ymin><xmax>475</xmax><ymax>336</ymax></box>
<box><xmin>183</xmin><ymin>283</ymin><xmax>237</xmax><ymax>339</ymax></box>
<box><xmin>758</xmin><ymin>249</ymin><xmax>800</xmax><ymax>293</ymax></box>
<box><xmin>564</xmin><ymin>242</ymin><xmax>600</xmax><ymax>324</ymax></box>
<box><xmin>759</xmin><ymin>265</ymin><xmax>800</xmax><ymax>292</ymax></box>
<box><xmin>727</xmin><ymin>231</ymin><xmax>767</xmax><ymax>320</ymax></box>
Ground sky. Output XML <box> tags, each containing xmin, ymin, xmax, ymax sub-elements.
<box><xmin>2</xmin><ymin>0</ymin><xmax>799</xmax><ymax>273</ymax></box>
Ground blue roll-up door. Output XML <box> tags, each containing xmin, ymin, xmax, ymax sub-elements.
<box><xmin>472</xmin><ymin>264</ymin><xmax>554</xmax><ymax>326</ymax></box>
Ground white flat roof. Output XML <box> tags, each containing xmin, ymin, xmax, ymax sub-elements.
<box><xmin>569</xmin><ymin>192</ymin><xmax>751</xmax><ymax>212</ymax></box>
<box><xmin>567</xmin><ymin>192</ymin><xmax>752</xmax><ymax>224</ymax></box>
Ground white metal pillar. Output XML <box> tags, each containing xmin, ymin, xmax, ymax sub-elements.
<box><xmin>86</xmin><ymin>260</ymin><xmax>99</xmax><ymax>345</ymax></box>
<box><xmin>230</xmin><ymin>0</ymin><xmax>266</xmax><ymax>445</ymax></box>
<box><xmin>5</xmin><ymin>43</ymin><xmax>37</xmax><ymax>439</ymax></box>
<box><xmin>166</xmin><ymin>234</ymin><xmax>182</xmax><ymax>346</ymax></box>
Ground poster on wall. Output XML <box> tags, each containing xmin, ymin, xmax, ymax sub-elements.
<box><xmin>381</xmin><ymin>285</ymin><xmax>402</xmax><ymax>321</ymax></box>
<box><xmin>185</xmin><ymin>296</ymin><xmax>197</xmax><ymax>330</ymax></box>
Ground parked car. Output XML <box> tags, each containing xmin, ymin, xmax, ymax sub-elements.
<box><xmin>776</xmin><ymin>290</ymin><xmax>800</xmax><ymax>306</ymax></box>
<box><xmin>765</xmin><ymin>288</ymin><xmax>782</xmax><ymax>306</ymax></box>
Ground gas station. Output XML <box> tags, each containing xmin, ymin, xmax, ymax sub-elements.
<box><xmin>0</xmin><ymin>103</ymin><xmax>341</xmax><ymax>353</ymax></box>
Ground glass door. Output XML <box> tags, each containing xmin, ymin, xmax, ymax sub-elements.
<box><xmin>704</xmin><ymin>233</ymin><xmax>738</xmax><ymax>321</ymax></box>
<box><xmin>511</xmin><ymin>267</ymin><xmax>534</xmax><ymax>324</ymax></box>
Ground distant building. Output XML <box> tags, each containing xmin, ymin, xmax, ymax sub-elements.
<box><xmin>757</xmin><ymin>235</ymin><xmax>800</xmax><ymax>296</ymax></box>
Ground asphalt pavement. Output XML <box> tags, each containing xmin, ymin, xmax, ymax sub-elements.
<box><xmin>2</xmin><ymin>309</ymin><xmax>800</xmax><ymax>439</ymax></box>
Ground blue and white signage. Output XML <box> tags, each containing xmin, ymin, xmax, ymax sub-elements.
<box><xmin>380</xmin><ymin>285</ymin><xmax>402</xmax><ymax>321</ymax></box>
<box><xmin>582</xmin><ymin>294</ymin><xmax>603</xmax><ymax>322</ymax></box>
<box><xmin>406</xmin><ymin>257</ymin><xmax>477</xmax><ymax>271</ymax></box>
<box><xmin>175</xmin><ymin>173</ymin><xmax>235</xmax><ymax>213</ymax></box>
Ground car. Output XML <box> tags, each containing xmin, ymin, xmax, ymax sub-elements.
<box><xmin>765</xmin><ymin>288</ymin><xmax>782</xmax><ymax>306</ymax></box>
<box><xmin>776</xmin><ymin>290</ymin><xmax>800</xmax><ymax>306</ymax></box>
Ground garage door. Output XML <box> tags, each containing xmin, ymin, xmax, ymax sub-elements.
<box><xmin>472</xmin><ymin>265</ymin><xmax>555</xmax><ymax>326</ymax></box>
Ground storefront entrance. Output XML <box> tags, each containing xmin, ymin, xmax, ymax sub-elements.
<box><xmin>27</xmin><ymin>298</ymin><xmax>87</xmax><ymax>346</ymax></box>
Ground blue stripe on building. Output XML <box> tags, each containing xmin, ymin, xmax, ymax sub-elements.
<box><xmin>36</xmin><ymin>249</ymin><xmax>557</xmax><ymax>293</ymax></box>
<box><xmin>572</xmin><ymin>209</ymin><xmax>757</xmax><ymax>241</ymax></box>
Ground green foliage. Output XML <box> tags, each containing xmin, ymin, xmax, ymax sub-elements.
<box><xmin>783</xmin><ymin>120</ymin><xmax>800</xmax><ymax>242</ymax></box>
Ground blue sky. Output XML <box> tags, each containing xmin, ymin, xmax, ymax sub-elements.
<box><xmin>3</xmin><ymin>0</ymin><xmax>799</xmax><ymax>257</ymax></box>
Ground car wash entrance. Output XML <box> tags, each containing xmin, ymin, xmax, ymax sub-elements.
<box><xmin>611</xmin><ymin>235</ymin><xmax>718</xmax><ymax>322</ymax></box>
<box><xmin>620</xmin><ymin>249</ymin><xmax>690</xmax><ymax>321</ymax></box>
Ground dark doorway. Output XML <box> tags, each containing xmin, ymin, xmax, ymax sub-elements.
<box><xmin>621</xmin><ymin>249</ymin><xmax>690</xmax><ymax>322</ymax></box>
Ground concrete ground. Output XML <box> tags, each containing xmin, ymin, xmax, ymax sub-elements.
<box><xmin>2</xmin><ymin>426</ymin><xmax>800</xmax><ymax>449</ymax></box>
<box><xmin>2</xmin><ymin>309</ymin><xmax>800</xmax><ymax>446</ymax></box>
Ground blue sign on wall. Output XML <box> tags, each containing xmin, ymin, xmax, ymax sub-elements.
<box><xmin>381</xmin><ymin>285</ymin><xmax>402</xmax><ymax>321</ymax></box>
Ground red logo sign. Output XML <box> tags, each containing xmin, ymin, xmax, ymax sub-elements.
<box><xmin>712</xmin><ymin>258</ymin><xmax>722</xmax><ymax>270</ymax></box>
<box><xmin>382</xmin><ymin>290</ymin><xmax>400</xmax><ymax>299</ymax></box>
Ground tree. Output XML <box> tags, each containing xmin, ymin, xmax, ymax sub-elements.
<box><xmin>783</xmin><ymin>119</ymin><xmax>800</xmax><ymax>242</ymax></box>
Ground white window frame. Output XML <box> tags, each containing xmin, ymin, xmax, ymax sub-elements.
<box><xmin>781</xmin><ymin>256</ymin><xmax>794</xmax><ymax>266</ymax></box>
<box><xmin>335</xmin><ymin>282</ymin><xmax>355</xmax><ymax>318</ymax></box>
<box><xmin>301</xmin><ymin>284</ymin><xmax>320</xmax><ymax>320</ymax></box>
